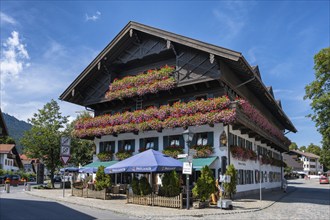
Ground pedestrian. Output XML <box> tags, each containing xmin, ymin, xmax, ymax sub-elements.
<box><xmin>282</xmin><ymin>177</ymin><xmax>287</xmax><ymax>193</ymax></box>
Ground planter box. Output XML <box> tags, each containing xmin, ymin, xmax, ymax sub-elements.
<box><xmin>86</xmin><ymin>188</ymin><xmax>111</xmax><ymax>200</ymax></box>
<box><xmin>71</xmin><ymin>187</ymin><xmax>83</xmax><ymax>197</ymax></box>
<box><xmin>193</xmin><ymin>201</ymin><xmax>209</xmax><ymax>209</ymax></box>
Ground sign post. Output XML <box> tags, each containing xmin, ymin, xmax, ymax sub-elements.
<box><xmin>182</xmin><ymin>149</ymin><xmax>196</xmax><ymax>210</ymax></box>
<box><xmin>60</xmin><ymin>137</ymin><xmax>71</xmax><ymax>197</ymax></box>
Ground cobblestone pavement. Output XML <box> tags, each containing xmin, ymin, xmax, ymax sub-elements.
<box><xmin>12</xmin><ymin>178</ymin><xmax>329</xmax><ymax>219</ymax></box>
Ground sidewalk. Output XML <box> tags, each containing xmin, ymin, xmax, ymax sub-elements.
<box><xmin>25</xmin><ymin>186</ymin><xmax>294</xmax><ymax>219</ymax></box>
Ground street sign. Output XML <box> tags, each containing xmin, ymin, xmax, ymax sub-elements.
<box><xmin>177</xmin><ymin>154</ymin><xmax>188</xmax><ymax>159</ymax></box>
<box><xmin>60</xmin><ymin>137</ymin><xmax>71</xmax><ymax>165</ymax></box>
<box><xmin>182</xmin><ymin>162</ymin><xmax>192</xmax><ymax>175</ymax></box>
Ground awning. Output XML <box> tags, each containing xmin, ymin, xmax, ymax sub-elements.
<box><xmin>178</xmin><ymin>156</ymin><xmax>218</xmax><ymax>171</ymax></box>
<box><xmin>80</xmin><ymin>161</ymin><xmax>118</xmax><ymax>173</ymax></box>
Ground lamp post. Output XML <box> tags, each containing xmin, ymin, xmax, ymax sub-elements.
<box><xmin>259</xmin><ymin>155</ymin><xmax>262</xmax><ymax>201</ymax></box>
<box><xmin>182</xmin><ymin>128</ymin><xmax>194</xmax><ymax>210</ymax></box>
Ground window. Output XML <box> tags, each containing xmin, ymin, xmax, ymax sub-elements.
<box><xmin>99</xmin><ymin>141</ymin><xmax>115</xmax><ymax>153</ymax></box>
<box><xmin>196</xmin><ymin>132</ymin><xmax>208</xmax><ymax>146</ymax></box>
<box><xmin>169</xmin><ymin>135</ymin><xmax>181</xmax><ymax>146</ymax></box>
<box><xmin>246</xmin><ymin>140</ymin><xmax>253</xmax><ymax>150</ymax></box>
<box><xmin>119</xmin><ymin>139</ymin><xmax>135</xmax><ymax>152</ymax></box>
<box><xmin>145</xmin><ymin>138</ymin><xmax>155</xmax><ymax>149</ymax></box>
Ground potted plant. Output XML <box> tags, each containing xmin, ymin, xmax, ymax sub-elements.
<box><xmin>97</xmin><ymin>151</ymin><xmax>113</xmax><ymax>161</ymax></box>
<box><xmin>162</xmin><ymin>145</ymin><xmax>184</xmax><ymax>158</ymax></box>
<box><xmin>192</xmin><ymin>166</ymin><xmax>216</xmax><ymax>208</ymax></box>
<box><xmin>158</xmin><ymin>171</ymin><xmax>180</xmax><ymax>197</ymax></box>
<box><xmin>115</xmin><ymin>150</ymin><xmax>133</xmax><ymax>160</ymax></box>
<box><xmin>190</xmin><ymin>145</ymin><xmax>214</xmax><ymax>158</ymax></box>
<box><xmin>95</xmin><ymin>166</ymin><xmax>111</xmax><ymax>191</ymax></box>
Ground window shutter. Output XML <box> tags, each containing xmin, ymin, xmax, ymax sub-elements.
<box><xmin>163</xmin><ymin>136</ymin><xmax>169</xmax><ymax>148</ymax></box>
<box><xmin>207</xmin><ymin>132</ymin><xmax>214</xmax><ymax>146</ymax></box>
<box><xmin>139</xmin><ymin>138</ymin><xmax>144</xmax><ymax>150</ymax></box>
<box><xmin>118</xmin><ymin>141</ymin><xmax>123</xmax><ymax>152</ymax></box>
<box><xmin>131</xmin><ymin>139</ymin><xmax>135</xmax><ymax>152</ymax></box>
<box><xmin>110</xmin><ymin>141</ymin><xmax>115</xmax><ymax>153</ymax></box>
<box><xmin>154</xmin><ymin>137</ymin><xmax>159</xmax><ymax>150</ymax></box>
<box><xmin>179</xmin><ymin>135</ymin><xmax>184</xmax><ymax>147</ymax></box>
<box><xmin>191</xmin><ymin>135</ymin><xmax>197</xmax><ymax>146</ymax></box>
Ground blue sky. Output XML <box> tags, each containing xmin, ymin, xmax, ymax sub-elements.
<box><xmin>0</xmin><ymin>1</ymin><xmax>329</xmax><ymax>148</ymax></box>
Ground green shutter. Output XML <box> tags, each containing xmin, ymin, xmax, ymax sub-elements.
<box><xmin>118</xmin><ymin>141</ymin><xmax>123</xmax><ymax>152</ymax></box>
<box><xmin>179</xmin><ymin>135</ymin><xmax>184</xmax><ymax>147</ymax></box>
<box><xmin>111</xmin><ymin>141</ymin><xmax>115</xmax><ymax>153</ymax></box>
<box><xmin>191</xmin><ymin>135</ymin><xmax>197</xmax><ymax>146</ymax></box>
<box><xmin>154</xmin><ymin>137</ymin><xmax>159</xmax><ymax>150</ymax></box>
<box><xmin>140</xmin><ymin>138</ymin><xmax>144</xmax><ymax>150</ymax></box>
<box><xmin>207</xmin><ymin>132</ymin><xmax>214</xmax><ymax>146</ymax></box>
<box><xmin>131</xmin><ymin>139</ymin><xmax>135</xmax><ymax>151</ymax></box>
<box><xmin>163</xmin><ymin>136</ymin><xmax>169</xmax><ymax>148</ymax></box>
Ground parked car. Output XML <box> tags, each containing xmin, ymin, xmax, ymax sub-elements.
<box><xmin>0</xmin><ymin>174</ymin><xmax>20</xmax><ymax>186</ymax></box>
<box><xmin>319</xmin><ymin>176</ymin><xmax>329</xmax><ymax>184</ymax></box>
<box><xmin>53</xmin><ymin>175</ymin><xmax>62</xmax><ymax>183</ymax></box>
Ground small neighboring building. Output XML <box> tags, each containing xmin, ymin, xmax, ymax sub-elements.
<box><xmin>289</xmin><ymin>150</ymin><xmax>323</xmax><ymax>175</ymax></box>
<box><xmin>0</xmin><ymin>144</ymin><xmax>23</xmax><ymax>171</ymax></box>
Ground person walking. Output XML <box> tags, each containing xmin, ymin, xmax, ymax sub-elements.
<box><xmin>282</xmin><ymin>177</ymin><xmax>288</xmax><ymax>193</ymax></box>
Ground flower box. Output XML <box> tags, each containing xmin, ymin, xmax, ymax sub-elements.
<box><xmin>190</xmin><ymin>145</ymin><xmax>214</xmax><ymax>158</ymax></box>
<box><xmin>115</xmin><ymin>150</ymin><xmax>133</xmax><ymax>160</ymax></box>
<box><xmin>97</xmin><ymin>152</ymin><xmax>113</xmax><ymax>162</ymax></box>
<box><xmin>162</xmin><ymin>145</ymin><xmax>184</xmax><ymax>158</ymax></box>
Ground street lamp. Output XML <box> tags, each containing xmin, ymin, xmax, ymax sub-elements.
<box><xmin>259</xmin><ymin>155</ymin><xmax>262</xmax><ymax>201</ymax></box>
<box><xmin>182</xmin><ymin>128</ymin><xmax>194</xmax><ymax>210</ymax></box>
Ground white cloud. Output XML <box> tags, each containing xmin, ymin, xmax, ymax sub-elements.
<box><xmin>0</xmin><ymin>11</ymin><xmax>17</xmax><ymax>25</ymax></box>
<box><xmin>0</xmin><ymin>31</ymin><xmax>30</xmax><ymax>83</ymax></box>
<box><xmin>212</xmin><ymin>9</ymin><xmax>244</xmax><ymax>40</ymax></box>
<box><xmin>85</xmin><ymin>11</ymin><xmax>101</xmax><ymax>22</ymax></box>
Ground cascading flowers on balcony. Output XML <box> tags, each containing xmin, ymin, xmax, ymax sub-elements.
<box><xmin>190</xmin><ymin>145</ymin><xmax>214</xmax><ymax>158</ymax></box>
<box><xmin>73</xmin><ymin>96</ymin><xmax>235</xmax><ymax>138</ymax></box>
<box><xmin>236</xmin><ymin>98</ymin><xmax>287</xmax><ymax>143</ymax></box>
<box><xmin>230</xmin><ymin>146</ymin><xmax>257</xmax><ymax>161</ymax></box>
<box><xmin>162</xmin><ymin>145</ymin><xmax>184</xmax><ymax>158</ymax></box>
<box><xmin>105</xmin><ymin>65</ymin><xmax>176</xmax><ymax>101</ymax></box>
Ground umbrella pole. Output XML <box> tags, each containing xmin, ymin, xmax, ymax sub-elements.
<box><xmin>151</xmin><ymin>172</ymin><xmax>154</xmax><ymax>206</ymax></box>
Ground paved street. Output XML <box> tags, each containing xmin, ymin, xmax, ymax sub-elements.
<box><xmin>0</xmin><ymin>178</ymin><xmax>329</xmax><ymax>219</ymax></box>
<box><xmin>0</xmin><ymin>185</ymin><xmax>138</xmax><ymax>220</ymax></box>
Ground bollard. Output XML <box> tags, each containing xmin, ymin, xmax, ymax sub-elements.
<box><xmin>26</xmin><ymin>183</ymin><xmax>31</xmax><ymax>191</ymax></box>
<box><xmin>6</xmin><ymin>183</ymin><xmax>10</xmax><ymax>193</ymax></box>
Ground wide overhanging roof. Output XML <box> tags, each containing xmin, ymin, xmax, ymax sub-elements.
<box><xmin>59</xmin><ymin>21</ymin><xmax>296</xmax><ymax>133</ymax></box>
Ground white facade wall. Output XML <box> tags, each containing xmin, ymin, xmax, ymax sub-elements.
<box><xmin>96</xmin><ymin>123</ymin><xmax>284</xmax><ymax>193</ymax></box>
<box><xmin>0</xmin><ymin>153</ymin><xmax>19</xmax><ymax>171</ymax></box>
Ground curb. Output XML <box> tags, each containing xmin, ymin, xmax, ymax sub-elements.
<box><xmin>25</xmin><ymin>187</ymin><xmax>296</xmax><ymax>219</ymax></box>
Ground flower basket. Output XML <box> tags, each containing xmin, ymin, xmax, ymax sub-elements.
<box><xmin>115</xmin><ymin>150</ymin><xmax>133</xmax><ymax>160</ymax></box>
<box><xmin>162</xmin><ymin>145</ymin><xmax>184</xmax><ymax>158</ymax></box>
<box><xmin>97</xmin><ymin>152</ymin><xmax>113</xmax><ymax>161</ymax></box>
<box><xmin>190</xmin><ymin>145</ymin><xmax>214</xmax><ymax>158</ymax></box>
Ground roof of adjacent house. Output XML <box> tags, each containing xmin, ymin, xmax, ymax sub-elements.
<box><xmin>291</xmin><ymin>149</ymin><xmax>320</xmax><ymax>159</ymax></box>
<box><xmin>0</xmin><ymin>144</ymin><xmax>15</xmax><ymax>154</ymax></box>
<box><xmin>283</xmin><ymin>153</ymin><xmax>303</xmax><ymax>171</ymax></box>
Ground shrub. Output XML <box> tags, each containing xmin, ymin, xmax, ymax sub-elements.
<box><xmin>131</xmin><ymin>177</ymin><xmax>140</xmax><ymax>195</ymax></box>
<box><xmin>139</xmin><ymin>176</ymin><xmax>152</xmax><ymax>195</ymax></box>
<box><xmin>223</xmin><ymin>164</ymin><xmax>237</xmax><ymax>199</ymax></box>
<box><xmin>95</xmin><ymin>166</ymin><xmax>111</xmax><ymax>191</ymax></box>
<box><xmin>192</xmin><ymin>166</ymin><xmax>216</xmax><ymax>202</ymax></box>
<box><xmin>158</xmin><ymin>171</ymin><xmax>181</xmax><ymax>197</ymax></box>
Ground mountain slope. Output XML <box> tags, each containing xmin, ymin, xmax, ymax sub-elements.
<box><xmin>3</xmin><ymin>113</ymin><xmax>32</xmax><ymax>153</ymax></box>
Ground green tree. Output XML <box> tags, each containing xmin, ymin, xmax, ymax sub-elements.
<box><xmin>299</xmin><ymin>146</ymin><xmax>307</xmax><ymax>152</ymax></box>
<box><xmin>289</xmin><ymin>142</ymin><xmax>298</xmax><ymax>151</ymax></box>
<box><xmin>192</xmin><ymin>166</ymin><xmax>216</xmax><ymax>202</ymax></box>
<box><xmin>0</xmin><ymin>136</ymin><xmax>16</xmax><ymax>144</ymax></box>
<box><xmin>306</xmin><ymin>143</ymin><xmax>322</xmax><ymax>156</ymax></box>
<box><xmin>304</xmin><ymin>47</ymin><xmax>330</xmax><ymax>170</ymax></box>
<box><xmin>63</xmin><ymin>112</ymin><xmax>95</xmax><ymax>166</ymax></box>
<box><xmin>223</xmin><ymin>164</ymin><xmax>237</xmax><ymax>199</ymax></box>
<box><xmin>21</xmin><ymin>100</ymin><xmax>68</xmax><ymax>188</ymax></box>
<box><xmin>95</xmin><ymin>165</ymin><xmax>111</xmax><ymax>191</ymax></box>
<box><xmin>159</xmin><ymin>171</ymin><xmax>181</xmax><ymax>197</ymax></box>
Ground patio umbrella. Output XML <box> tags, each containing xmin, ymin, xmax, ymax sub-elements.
<box><xmin>104</xmin><ymin>149</ymin><xmax>183</xmax><ymax>174</ymax></box>
<box><xmin>79</xmin><ymin>161</ymin><xmax>118</xmax><ymax>173</ymax></box>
